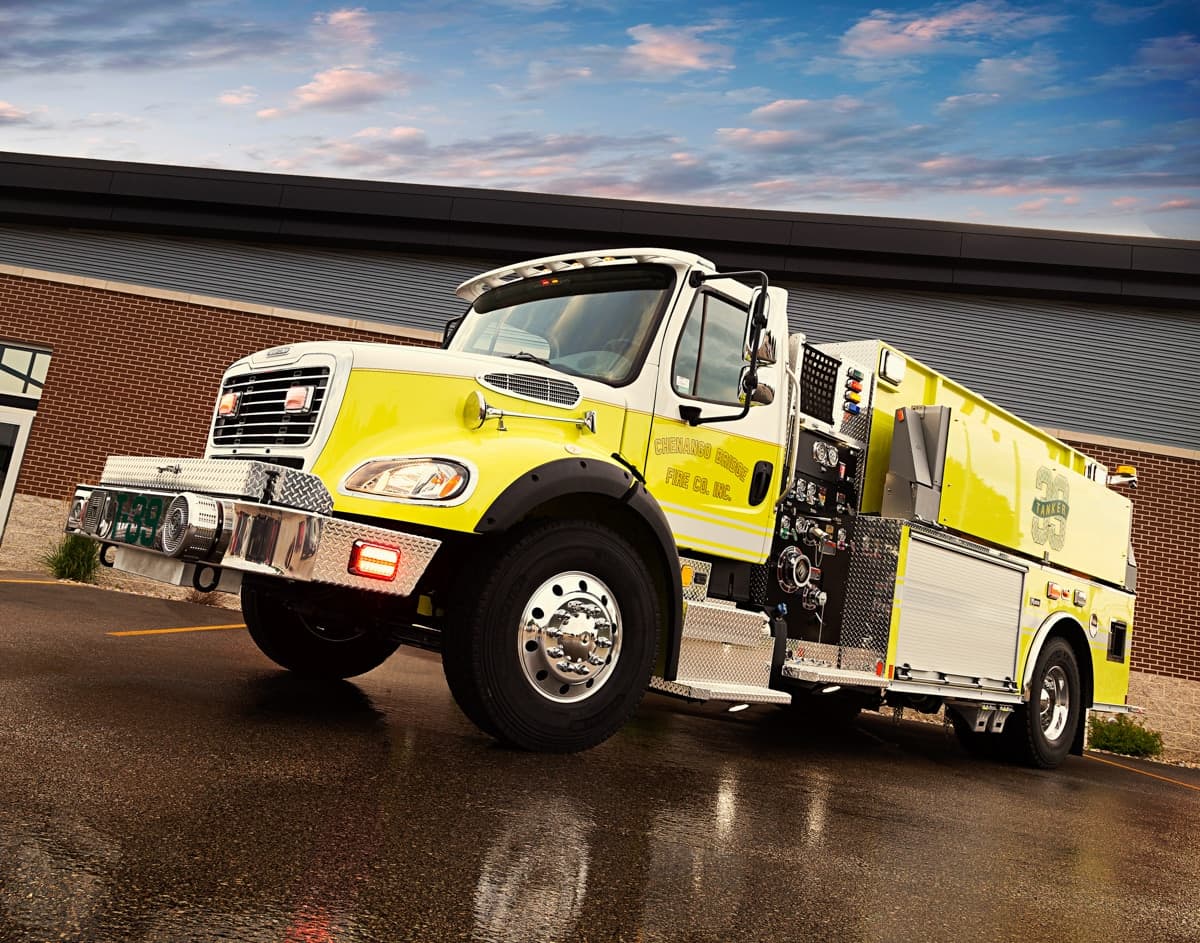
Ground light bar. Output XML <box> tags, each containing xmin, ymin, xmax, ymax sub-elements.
<box><xmin>348</xmin><ymin>540</ymin><xmax>401</xmax><ymax>581</ymax></box>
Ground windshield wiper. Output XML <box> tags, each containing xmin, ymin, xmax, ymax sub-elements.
<box><xmin>506</xmin><ymin>351</ymin><xmax>552</xmax><ymax>366</ymax></box>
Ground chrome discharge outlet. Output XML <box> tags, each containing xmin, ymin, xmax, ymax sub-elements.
<box><xmin>158</xmin><ymin>492</ymin><xmax>226</xmax><ymax>559</ymax></box>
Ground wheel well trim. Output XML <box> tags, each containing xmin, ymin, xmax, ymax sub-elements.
<box><xmin>1023</xmin><ymin>612</ymin><xmax>1093</xmax><ymax>704</ymax></box>
<box><xmin>475</xmin><ymin>458</ymin><xmax>684</xmax><ymax>680</ymax></box>
<box><xmin>1024</xmin><ymin>611</ymin><xmax>1095</xmax><ymax>756</ymax></box>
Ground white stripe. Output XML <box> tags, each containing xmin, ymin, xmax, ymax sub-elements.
<box><xmin>661</xmin><ymin>506</ymin><xmax>766</xmax><ymax>561</ymax></box>
<box><xmin>658</xmin><ymin>499</ymin><xmax>769</xmax><ymax>535</ymax></box>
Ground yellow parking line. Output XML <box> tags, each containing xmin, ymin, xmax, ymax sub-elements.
<box><xmin>108</xmin><ymin>624</ymin><xmax>247</xmax><ymax>637</ymax></box>
<box><xmin>1086</xmin><ymin>753</ymin><xmax>1200</xmax><ymax>792</ymax></box>
<box><xmin>0</xmin><ymin>578</ymin><xmax>62</xmax><ymax>584</ymax></box>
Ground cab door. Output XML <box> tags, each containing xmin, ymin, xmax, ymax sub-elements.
<box><xmin>641</xmin><ymin>282</ymin><xmax>786</xmax><ymax>564</ymax></box>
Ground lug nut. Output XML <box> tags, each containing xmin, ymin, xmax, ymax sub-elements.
<box><xmin>547</xmin><ymin>647</ymin><xmax>564</xmax><ymax>658</ymax></box>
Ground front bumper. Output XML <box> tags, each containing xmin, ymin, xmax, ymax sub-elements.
<box><xmin>65</xmin><ymin>457</ymin><xmax>440</xmax><ymax>596</ymax></box>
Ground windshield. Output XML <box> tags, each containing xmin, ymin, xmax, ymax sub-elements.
<box><xmin>452</xmin><ymin>265</ymin><xmax>675</xmax><ymax>385</ymax></box>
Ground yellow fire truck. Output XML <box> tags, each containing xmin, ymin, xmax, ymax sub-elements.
<box><xmin>65</xmin><ymin>248</ymin><xmax>1139</xmax><ymax>767</ymax></box>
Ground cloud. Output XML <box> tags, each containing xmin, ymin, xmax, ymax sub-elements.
<box><xmin>623</xmin><ymin>23</ymin><xmax>733</xmax><ymax>78</ymax></box>
<box><xmin>0</xmin><ymin>100</ymin><xmax>33</xmax><ymax>124</ymax></box>
<box><xmin>259</xmin><ymin>67</ymin><xmax>402</xmax><ymax>117</ymax></box>
<box><xmin>749</xmin><ymin>96</ymin><xmax>870</xmax><ymax>123</ymax></box>
<box><xmin>967</xmin><ymin>47</ymin><xmax>1060</xmax><ymax>94</ymax></box>
<box><xmin>218</xmin><ymin>86</ymin><xmax>257</xmax><ymax>106</ymax></box>
<box><xmin>1017</xmin><ymin>197</ymin><xmax>1051</xmax><ymax>212</ymax></box>
<box><xmin>1153</xmin><ymin>198</ymin><xmax>1197</xmax><ymax>211</ymax></box>
<box><xmin>313</xmin><ymin>7</ymin><xmax>376</xmax><ymax>48</ymax></box>
<box><xmin>840</xmin><ymin>1</ymin><xmax>1067</xmax><ymax>58</ymax></box>
<box><xmin>936</xmin><ymin>92</ymin><xmax>1002</xmax><ymax>114</ymax></box>
<box><xmin>664</xmin><ymin>86</ymin><xmax>773</xmax><ymax>107</ymax></box>
<box><xmin>1111</xmin><ymin>195</ymin><xmax>1140</xmax><ymax>208</ymax></box>
<box><xmin>1096</xmin><ymin>33</ymin><xmax>1200</xmax><ymax>85</ymax></box>
<box><xmin>1091</xmin><ymin>2</ymin><xmax>1165</xmax><ymax>26</ymax></box>
<box><xmin>0</xmin><ymin>1</ymin><xmax>293</xmax><ymax>74</ymax></box>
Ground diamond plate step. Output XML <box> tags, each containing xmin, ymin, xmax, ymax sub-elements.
<box><xmin>781</xmin><ymin>661</ymin><xmax>885</xmax><ymax>688</ymax></box>
<box><xmin>651</xmin><ymin>677</ymin><xmax>791</xmax><ymax>705</ymax></box>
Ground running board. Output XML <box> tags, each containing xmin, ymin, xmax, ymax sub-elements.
<box><xmin>651</xmin><ymin>677</ymin><xmax>791</xmax><ymax>705</ymax></box>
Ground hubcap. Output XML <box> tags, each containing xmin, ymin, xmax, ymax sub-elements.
<box><xmin>1039</xmin><ymin>664</ymin><xmax>1070</xmax><ymax>741</ymax></box>
<box><xmin>518</xmin><ymin>570</ymin><xmax>622</xmax><ymax>703</ymax></box>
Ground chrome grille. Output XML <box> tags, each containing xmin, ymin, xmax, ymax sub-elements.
<box><xmin>211</xmin><ymin>367</ymin><xmax>330</xmax><ymax>447</ymax></box>
<box><xmin>481</xmin><ymin>372</ymin><xmax>581</xmax><ymax>408</ymax></box>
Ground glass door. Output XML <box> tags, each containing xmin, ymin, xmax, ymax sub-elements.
<box><xmin>0</xmin><ymin>406</ymin><xmax>34</xmax><ymax>548</ymax></box>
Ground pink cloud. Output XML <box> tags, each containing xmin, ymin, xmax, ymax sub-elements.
<box><xmin>259</xmin><ymin>67</ymin><xmax>400</xmax><ymax>117</ymax></box>
<box><xmin>716</xmin><ymin>128</ymin><xmax>802</xmax><ymax>150</ymax></box>
<box><xmin>1017</xmin><ymin>197</ymin><xmax>1051</xmax><ymax>212</ymax></box>
<box><xmin>314</xmin><ymin>8</ymin><xmax>376</xmax><ymax>47</ymax></box>
<box><xmin>841</xmin><ymin>1</ymin><xmax>1066</xmax><ymax>58</ymax></box>
<box><xmin>750</xmin><ymin>96</ymin><xmax>866</xmax><ymax>123</ymax></box>
<box><xmin>0</xmin><ymin>100</ymin><xmax>31</xmax><ymax>123</ymax></box>
<box><xmin>1112</xmin><ymin>196</ymin><xmax>1140</xmax><ymax>208</ymax></box>
<box><xmin>624</xmin><ymin>24</ymin><xmax>732</xmax><ymax>77</ymax></box>
<box><xmin>1156</xmin><ymin>198</ymin><xmax>1196</xmax><ymax>211</ymax></box>
<box><xmin>218</xmin><ymin>86</ymin><xmax>256</xmax><ymax>106</ymax></box>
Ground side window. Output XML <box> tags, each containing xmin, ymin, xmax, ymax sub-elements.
<box><xmin>672</xmin><ymin>292</ymin><xmax>748</xmax><ymax>405</ymax></box>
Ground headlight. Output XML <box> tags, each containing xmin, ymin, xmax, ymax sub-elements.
<box><xmin>343</xmin><ymin>459</ymin><xmax>470</xmax><ymax>502</ymax></box>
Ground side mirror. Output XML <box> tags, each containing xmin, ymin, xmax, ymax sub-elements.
<box><xmin>746</xmin><ymin>330</ymin><xmax>777</xmax><ymax>366</ymax></box>
<box><xmin>738</xmin><ymin>366</ymin><xmax>775</xmax><ymax>406</ymax></box>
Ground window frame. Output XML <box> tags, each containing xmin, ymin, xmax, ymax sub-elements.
<box><xmin>670</xmin><ymin>287</ymin><xmax>752</xmax><ymax>408</ymax></box>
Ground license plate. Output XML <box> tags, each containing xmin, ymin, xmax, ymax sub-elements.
<box><xmin>110</xmin><ymin>491</ymin><xmax>167</xmax><ymax>549</ymax></box>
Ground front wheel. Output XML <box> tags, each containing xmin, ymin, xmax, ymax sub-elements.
<box><xmin>1012</xmin><ymin>637</ymin><xmax>1082</xmax><ymax>769</ymax></box>
<box><xmin>241</xmin><ymin>579</ymin><xmax>399</xmax><ymax>679</ymax></box>
<box><xmin>441</xmin><ymin>519</ymin><xmax>660</xmax><ymax>752</ymax></box>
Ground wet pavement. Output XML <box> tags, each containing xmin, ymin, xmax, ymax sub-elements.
<box><xmin>1</xmin><ymin>574</ymin><xmax>1198</xmax><ymax>943</ymax></box>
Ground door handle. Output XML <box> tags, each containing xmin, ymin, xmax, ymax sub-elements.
<box><xmin>748</xmin><ymin>461</ymin><xmax>773</xmax><ymax>506</ymax></box>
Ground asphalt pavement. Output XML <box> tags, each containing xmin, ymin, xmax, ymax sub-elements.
<box><xmin>1</xmin><ymin>573</ymin><xmax>1198</xmax><ymax>943</ymax></box>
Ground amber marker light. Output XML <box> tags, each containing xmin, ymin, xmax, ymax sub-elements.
<box><xmin>284</xmin><ymin>385</ymin><xmax>314</xmax><ymax>413</ymax></box>
<box><xmin>218</xmin><ymin>391</ymin><xmax>240</xmax><ymax>417</ymax></box>
<box><xmin>348</xmin><ymin>540</ymin><xmax>401</xmax><ymax>581</ymax></box>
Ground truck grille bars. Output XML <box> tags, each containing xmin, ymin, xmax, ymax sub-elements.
<box><xmin>212</xmin><ymin>366</ymin><xmax>330</xmax><ymax>447</ymax></box>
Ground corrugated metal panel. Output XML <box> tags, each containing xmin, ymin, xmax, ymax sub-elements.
<box><xmin>783</xmin><ymin>280</ymin><xmax>1200</xmax><ymax>451</ymax></box>
<box><xmin>0</xmin><ymin>224</ymin><xmax>501</xmax><ymax>333</ymax></box>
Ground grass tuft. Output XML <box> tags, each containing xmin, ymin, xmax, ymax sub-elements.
<box><xmin>40</xmin><ymin>534</ymin><xmax>101</xmax><ymax>583</ymax></box>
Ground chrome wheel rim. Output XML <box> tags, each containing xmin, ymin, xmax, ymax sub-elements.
<box><xmin>518</xmin><ymin>570</ymin><xmax>622</xmax><ymax>703</ymax></box>
<box><xmin>1039</xmin><ymin>665</ymin><xmax>1070</xmax><ymax>741</ymax></box>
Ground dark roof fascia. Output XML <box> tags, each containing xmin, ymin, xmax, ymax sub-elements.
<box><xmin>0</xmin><ymin>150</ymin><xmax>1196</xmax><ymax>307</ymax></box>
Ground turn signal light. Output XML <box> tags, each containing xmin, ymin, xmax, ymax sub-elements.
<box><xmin>284</xmin><ymin>385</ymin><xmax>314</xmax><ymax>413</ymax></box>
<box><xmin>349</xmin><ymin>541</ymin><xmax>401</xmax><ymax>581</ymax></box>
<box><xmin>218</xmin><ymin>392</ymin><xmax>240</xmax><ymax>417</ymax></box>
<box><xmin>1047</xmin><ymin>582</ymin><xmax>1064</xmax><ymax>600</ymax></box>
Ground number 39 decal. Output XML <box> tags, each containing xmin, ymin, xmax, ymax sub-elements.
<box><xmin>1031</xmin><ymin>466</ymin><xmax>1070</xmax><ymax>551</ymax></box>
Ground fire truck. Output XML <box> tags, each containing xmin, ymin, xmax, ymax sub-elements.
<box><xmin>64</xmin><ymin>248</ymin><xmax>1139</xmax><ymax>767</ymax></box>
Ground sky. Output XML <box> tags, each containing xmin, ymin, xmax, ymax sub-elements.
<box><xmin>0</xmin><ymin>0</ymin><xmax>1197</xmax><ymax>238</ymax></box>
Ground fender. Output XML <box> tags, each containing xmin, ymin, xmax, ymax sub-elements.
<box><xmin>475</xmin><ymin>457</ymin><xmax>684</xmax><ymax>680</ymax></box>
<box><xmin>1022</xmin><ymin>611</ymin><xmax>1088</xmax><ymax>699</ymax></box>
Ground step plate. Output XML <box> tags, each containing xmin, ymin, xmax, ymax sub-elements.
<box><xmin>651</xmin><ymin>677</ymin><xmax>791</xmax><ymax>705</ymax></box>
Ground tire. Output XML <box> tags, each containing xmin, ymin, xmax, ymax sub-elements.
<box><xmin>1011</xmin><ymin>636</ymin><xmax>1082</xmax><ymax>769</ymax></box>
<box><xmin>241</xmin><ymin>579</ymin><xmax>399</xmax><ymax>679</ymax></box>
<box><xmin>441</xmin><ymin>519</ymin><xmax>660</xmax><ymax>752</ymax></box>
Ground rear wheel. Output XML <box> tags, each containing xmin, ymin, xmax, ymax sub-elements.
<box><xmin>1011</xmin><ymin>637</ymin><xmax>1081</xmax><ymax>769</ymax></box>
<box><xmin>441</xmin><ymin>519</ymin><xmax>659</xmax><ymax>752</ymax></box>
<box><xmin>241</xmin><ymin>579</ymin><xmax>399</xmax><ymax>679</ymax></box>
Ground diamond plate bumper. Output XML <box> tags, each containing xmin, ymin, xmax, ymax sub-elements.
<box><xmin>65</xmin><ymin>459</ymin><xmax>440</xmax><ymax>597</ymax></box>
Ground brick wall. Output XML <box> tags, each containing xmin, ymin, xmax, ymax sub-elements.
<box><xmin>0</xmin><ymin>272</ymin><xmax>429</xmax><ymax>500</ymax></box>
<box><xmin>4</xmin><ymin>272</ymin><xmax>1197</xmax><ymax>684</ymax></box>
<box><xmin>1061</xmin><ymin>438</ymin><xmax>1200</xmax><ymax>684</ymax></box>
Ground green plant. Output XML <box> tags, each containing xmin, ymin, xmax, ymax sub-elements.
<box><xmin>1088</xmin><ymin>713</ymin><xmax>1164</xmax><ymax>758</ymax></box>
<box><xmin>40</xmin><ymin>534</ymin><xmax>101</xmax><ymax>583</ymax></box>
